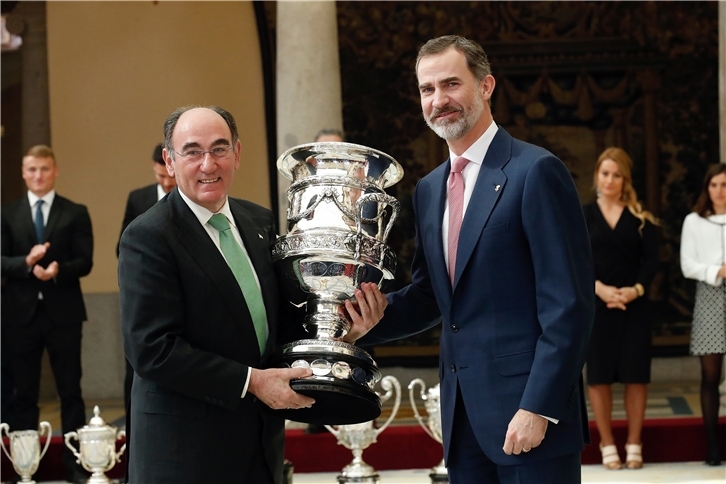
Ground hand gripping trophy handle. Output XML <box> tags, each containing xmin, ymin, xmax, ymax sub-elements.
<box><xmin>116</xmin><ymin>429</ymin><xmax>127</xmax><ymax>459</ymax></box>
<box><xmin>408</xmin><ymin>378</ymin><xmax>436</xmax><ymax>441</ymax></box>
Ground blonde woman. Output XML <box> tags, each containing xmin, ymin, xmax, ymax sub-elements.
<box><xmin>680</xmin><ymin>163</ymin><xmax>726</xmax><ymax>466</ymax></box>
<box><xmin>583</xmin><ymin>147</ymin><xmax>660</xmax><ymax>470</ymax></box>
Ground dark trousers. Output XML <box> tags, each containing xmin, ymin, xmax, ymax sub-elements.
<box><xmin>448</xmin><ymin>387</ymin><xmax>581</xmax><ymax>484</ymax></box>
<box><xmin>4</xmin><ymin>303</ymin><xmax>86</xmax><ymax>475</ymax></box>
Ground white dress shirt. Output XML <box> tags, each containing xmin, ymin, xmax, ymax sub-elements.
<box><xmin>27</xmin><ymin>189</ymin><xmax>56</xmax><ymax>227</ymax></box>
<box><xmin>442</xmin><ymin>122</ymin><xmax>499</xmax><ymax>271</ymax></box>
<box><xmin>680</xmin><ymin>212</ymin><xmax>726</xmax><ymax>286</ymax></box>
<box><xmin>177</xmin><ymin>190</ymin><xmax>268</xmax><ymax>398</ymax></box>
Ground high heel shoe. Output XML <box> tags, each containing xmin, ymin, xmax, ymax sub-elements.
<box><xmin>600</xmin><ymin>444</ymin><xmax>622</xmax><ymax>470</ymax></box>
<box><xmin>625</xmin><ymin>443</ymin><xmax>643</xmax><ymax>469</ymax></box>
<box><xmin>705</xmin><ymin>447</ymin><xmax>721</xmax><ymax>466</ymax></box>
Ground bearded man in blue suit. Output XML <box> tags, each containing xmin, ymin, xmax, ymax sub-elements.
<box><xmin>353</xmin><ymin>36</ymin><xmax>595</xmax><ymax>483</ymax></box>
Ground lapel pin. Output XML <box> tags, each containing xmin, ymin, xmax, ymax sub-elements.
<box><xmin>494</xmin><ymin>185</ymin><xmax>501</xmax><ymax>192</ymax></box>
<box><xmin>258</xmin><ymin>233</ymin><xmax>264</xmax><ymax>239</ymax></box>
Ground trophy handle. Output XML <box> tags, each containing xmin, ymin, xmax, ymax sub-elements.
<box><xmin>0</xmin><ymin>423</ymin><xmax>12</xmax><ymax>462</ymax></box>
<box><xmin>408</xmin><ymin>379</ymin><xmax>436</xmax><ymax>441</ymax></box>
<box><xmin>116</xmin><ymin>429</ymin><xmax>127</xmax><ymax>459</ymax></box>
<box><xmin>374</xmin><ymin>375</ymin><xmax>401</xmax><ymax>437</ymax></box>
<box><xmin>323</xmin><ymin>424</ymin><xmax>339</xmax><ymax>438</ymax></box>
<box><xmin>354</xmin><ymin>193</ymin><xmax>400</xmax><ymax>244</ymax></box>
<box><xmin>38</xmin><ymin>421</ymin><xmax>52</xmax><ymax>460</ymax></box>
<box><xmin>64</xmin><ymin>431</ymin><xmax>82</xmax><ymax>462</ymax></box>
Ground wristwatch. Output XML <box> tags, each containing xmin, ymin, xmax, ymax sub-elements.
<box><xmin>634</xmin><ymin>283</ymin><xmax>645</xmax><ymax>297</ymax></box>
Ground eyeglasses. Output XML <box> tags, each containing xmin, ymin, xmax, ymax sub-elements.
<box><xmin>173</xmin><ymin>146</ymin><xmax>233</xmax><ymax>162</ymax></box>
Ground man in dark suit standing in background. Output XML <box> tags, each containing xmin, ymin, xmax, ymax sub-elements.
<box><xmin>1</xmin><ymin>145</ymin><xmax>94</xmax><ymax>484</ymax></box>
<box><xmin>353</xmin><ymin>36</ymin><xmax>594</xmax><ymax>483</ymax></box>
<box><xmin>116</xmin><ymin>143</ymin><xmax>176</xmax><ymax>411</ymax></box>
<box><xmin>118</xmin><ymin>105</ymin><xmax>386</xmax><ymax>483</ymax></box>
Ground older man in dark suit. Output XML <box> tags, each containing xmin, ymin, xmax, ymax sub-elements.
<box><xmin>1</xmin><ymin>145</ymin><xmax>94</xmax><ymax>484</ymax></box>
<box><xmin>118</xmin><ymin>105</ymin><xmax>386</xmax><ymax>483</ymax></box>
<box><xmin>116</xmin><ymin>143</ymin><xmax>176</xmax><ymax>413</ymax></box>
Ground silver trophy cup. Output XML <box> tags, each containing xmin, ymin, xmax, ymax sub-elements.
<box><xmin>409</xmin><ymin>380</ymin><xmax>448</xmax><ymax>483</ymax></box>
<box><xmin>64</xmin><ymin>406</ymin><xmax>126</xmax><ymax>484</ymax></box>
<box><xmin>325</xmin><ymin>375</ymin><xmax>401</xmax><ymax>483</ymax></box>
<box><xmin>0</xmin><ymin>421</ymin><xmax>52</xmax><ymax>484</ymax></box>
<box><xmin>273</xmin><ymin>142</ymin><xmax>403</xmax><ymax>425</ymax></box>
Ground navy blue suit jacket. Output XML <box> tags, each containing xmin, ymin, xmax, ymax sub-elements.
<box><xmin>363</xmin><ymin>128</ymin><xmax>594</xmax><ymax>466</ymax></box>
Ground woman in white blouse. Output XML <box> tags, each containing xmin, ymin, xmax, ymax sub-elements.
<box><xmin>680</xmin><ymin>163</ymin><xmax>726</xmax><ymax>466</ymax></box>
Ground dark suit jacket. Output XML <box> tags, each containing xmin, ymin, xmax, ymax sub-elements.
<box><xmin>119</xmin><ymin>188</ymin><xmax>293</xmax><ymax>483</ymax></box>
<box><xmin>363</xmin><ymin>128</ymin><xmax>594</xmax><ymax>467</ymax></box>
<box><xmin>1</xmin><ymin>194</ymin><xmax>93</xmax><ymax>326</ymax></box>
<box><xmin>116</xmin><ymin>184</ymin><xmax>159</xmax><ymax>257</ymax></box>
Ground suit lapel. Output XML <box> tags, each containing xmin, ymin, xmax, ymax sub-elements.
<box><xmin>16</xmin><ymin>198</ymin><xmax>37</xmax><ymax>246</ymax></box>
<box><xmin>427</xmin><ymin>163</ymin><xmax>453</xmax><ymax>299</ymax></box>
<box><xmin>453</xmin><ymin>128</ymin><xmax>510</xmax><ymax>288</ymax></box>
<box><xmin>169</xmin><ymin>190</ymin><xmax>251</xmax><ymax>330</ymax></box>
<box><xmin>43</xmin><ymin>196</ymin><xmax>64</xmax><ymax>242</ymax></box>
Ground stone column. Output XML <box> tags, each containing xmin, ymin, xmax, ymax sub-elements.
<box><xmin>636</xmin><ymin>69</ymin><xmax>661</xmax><ymax>216</ymax></box>
<box><xmin>719</xmin><ymin>0</ymin><xmax>726</xmax><ymax>417</ymax></box>
<box><xmin>276</xmin><ymin>1</ymin><xmax>343</xmax><ymax>232</ymax></box>
<box><xmin>6</xmin><ymin>1</ymin><xmax>50</xmax><ymax>151</ymax></box>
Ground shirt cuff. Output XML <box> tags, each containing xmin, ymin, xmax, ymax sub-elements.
<box><xmin>241</xmin><ymin>367</ymin><xmax>251</xmax><ymax>398</ymax></box>
<box><xmin>540</xmin><ymin>414</ymin><xmax>559</xmax><ymax>424</ymax></box>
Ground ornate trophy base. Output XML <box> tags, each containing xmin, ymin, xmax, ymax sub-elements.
<box><xmin>430</xmin><ymin>472</ymin><xmax>449</xmax><ymax>483</ymax></box>
<box><xmin>338</xmin><ymin>474</ymin><xmax>380</xmax><ymax>484</ymax></box>
<box><xmin>275</xmin><ymin>339</ymin><xmax>382</xmax><ymax>425</ymax></box>
<box><xmin>430</xmin><ymin>459</ymin><xmax>448</xmax><ymax>483</ymax></box>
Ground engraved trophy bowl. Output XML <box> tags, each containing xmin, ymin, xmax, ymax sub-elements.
<box><xmin>325</xmin><ymin>375</ymin><xmax>401</xmax><ymax>484</ymax></box>
<box><xmin>409</xmin><ymin>379</ymin><xmax>448</xmax><ymax>483</ymax></box>
<box><xmin>64</xmin><ymin>406</ymin><xmax>126</xmax><ymax>484</ymax></box>
<box><xmin>0</xmin><ymin>421</ymin><xmax>52</xmax><ymax>484</ymax></box>
<box><xmin>272</xmin><ymin>142</ymin><xmax>403</xmax><ymax>425</ymax></box>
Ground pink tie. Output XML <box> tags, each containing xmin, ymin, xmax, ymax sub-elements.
<box><xmin>448</xmin><ymin>156</ymin><xmax>470</xmax><ymax>285</ymax></box>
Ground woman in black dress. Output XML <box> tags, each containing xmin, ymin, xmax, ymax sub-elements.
<box><xmin>584</xmin><ymin>147</ymin><xmax>659</xmax><ymax>470</ymax></box>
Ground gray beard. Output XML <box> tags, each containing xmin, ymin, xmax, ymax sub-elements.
<box><xmin>425</xmin><ymin>94</ymin><xmax>485</xmax><ymax>141</ymax></box>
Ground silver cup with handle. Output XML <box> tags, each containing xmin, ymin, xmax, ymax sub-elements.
<box><xmin>273</xmin><ymin>141</ymin><xmax>403</xmax><ymax>425</ymax></box>
<box><xmin>0</xmin><ymin>421</ymin><xmax>52</xmax><ymax>484</ymax></box>
<box><xmin>325</xmin><ymin>375</ymin><xmax>401</xmax><ymax>483</ymax></box>
<box><xmin>64</xmin><ymin>406</ymin><xmax>126</xmax><ymax>484</ymax></box>
<box><xmin>409</xmin><ymin>379</ymin><xmax>448</xmax><ymax>483</ymax></box>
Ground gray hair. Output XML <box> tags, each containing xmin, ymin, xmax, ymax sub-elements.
<box><xmin>163</xmin><ymin>105</ymin><xmax>239</xmax><ymax>159</ymax></box>
<box><xmin>415</xmin><ymin>35</ymin><xmax>492</xmax><ymax>82</ymax></box>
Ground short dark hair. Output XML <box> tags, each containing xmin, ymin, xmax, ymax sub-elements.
<box><xmin>314</xmin><ymin>128</ymin><xmax>344</xmax><ymax>142</ymax></box>
<box><xmin>693</xmin><ymin>163</ymin><xmax>726</xmax><ymax>217</ymax></box>
<box><xmin>163</xmin><ymin>105</ymin><xmax>239</xmax><ymax>159</ymax></box>
<box><xmin>415</xmin><ymin>35</ymin><xmax>491</xmax><ymax>82</ymax></box>
<box><xmin>152</xmin><ymin>143</ymin><xmax>164</xmax><ymax>165</ymax></box>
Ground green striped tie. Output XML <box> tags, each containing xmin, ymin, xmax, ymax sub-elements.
<box><xmin>208</xmin><ymin>214</ymin><xmax>267</xmax><ymax>353</ymax></box>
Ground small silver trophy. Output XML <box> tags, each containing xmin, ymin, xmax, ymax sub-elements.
<box><xmin>273</xmin><ymin>142</ymin><xmax>403</xmax><ymax>425</ymax></box>
<box><xmin>325</xmin><ymin>375</ymin><xmax>401</xmax><ymax>483</ymax></box>
<box><xmin>64</xmin><ymin>406</ymin><xmax>126</xmax><ymax>484</ymax></box>
<box><xmin>409</xmin><ymin>379</ymin><xmax>448</xmax><ymax>483</ymax></box>
<box><xmin>0</xmin><ymin>421</ymin><xmax>52</xmax><ymax>484</ymax></box>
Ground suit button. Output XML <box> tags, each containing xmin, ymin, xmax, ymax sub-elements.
<box><xmin>205</xmin><ymin>396</ymin><xmax>211</xmax><ymax>402</ymax></box>
<box><xmin>218</xmin><ymin>399</ymin><xmax>224</xmax><ymax>405</ymax></box>
<box><xmin>450</xmin><ymin>365</ymin><xmax>456</xmax><ymax>373</ymax></box>
<box><xmin>451</xmin><ymin>324</ymin><xmax>459</xmax><ymax>333</ymax></box>
<box><xmin>212</xmin><ymin>398</ymin><xmax>218</xmax><ymax>404</ymax></box>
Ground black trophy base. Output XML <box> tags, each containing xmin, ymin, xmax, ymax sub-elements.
<box><xmin>276</xmin><ymin>376</ymin><xmax>382</xmax><ymax>425</ymax></box>
<box><xmin>430</xmin><ymin>472</ymin><xmax>449</xmax><ymax>483</ymax></box>
<box><xmin>274</xmin><ymin>339</ymin><xmax>382</xmax><ymax>425</ymax></box>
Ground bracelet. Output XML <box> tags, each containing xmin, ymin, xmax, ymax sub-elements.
<box><xmin>634</xmin><ymin>283</ymin><xmax>645</xmax><ymax>297</ymax></box>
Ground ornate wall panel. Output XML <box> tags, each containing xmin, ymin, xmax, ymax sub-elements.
<box><xmin>261</xmin><ymin>1</ymin><xmax>719</xmax><ymax>361</ymax></box>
